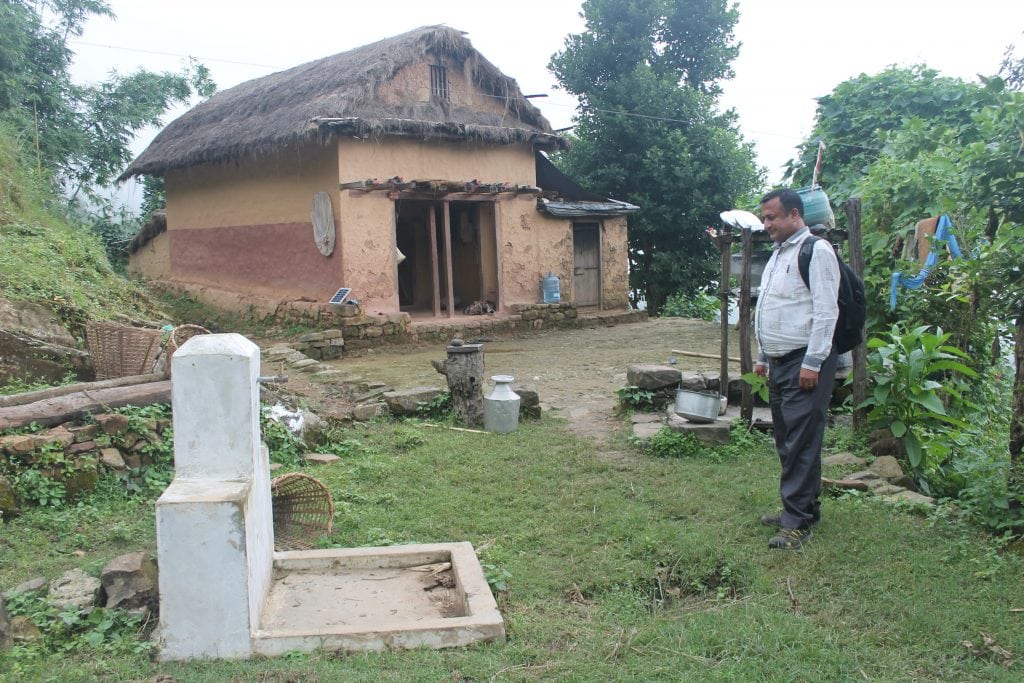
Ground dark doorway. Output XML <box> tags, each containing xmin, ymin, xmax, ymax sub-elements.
<box><xmin>395</xmin><ymin>200</ymin><xmax>498</xmax><ymax>316</ymax></box>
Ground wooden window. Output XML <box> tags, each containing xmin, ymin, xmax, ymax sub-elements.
<box><xmin>430</xmin><ymin>64</ymin><xmax>449</xmax><ymax>101</ymax></box>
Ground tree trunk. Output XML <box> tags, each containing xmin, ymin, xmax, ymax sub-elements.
<box><xmin>1010</xmin><ymin>297</ymin><xmax>1024</xmax><ymax>499</ymax></box>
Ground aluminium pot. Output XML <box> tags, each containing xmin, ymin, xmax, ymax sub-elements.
<box><xmin>674</xmin><ymin>389</ymin><xmax>721</xmax><ymax>424</ymax></box>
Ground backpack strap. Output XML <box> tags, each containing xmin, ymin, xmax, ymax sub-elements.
<box><xmin>797</xmin><ymin>234</ymin><xmax>821</xmax><ymax>289</ymax></box>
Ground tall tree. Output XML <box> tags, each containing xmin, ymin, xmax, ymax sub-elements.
<box><xmin>0</xmin><ymin>0</ymin><xmax>214</xmax><ymax>201</ymax></box>
<box><xmin>550</xmin><ymin>0</ymin><xmax>759</xmax><ymax>313</ymax></box>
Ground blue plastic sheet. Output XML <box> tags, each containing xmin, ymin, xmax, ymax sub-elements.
<box><xmin>889</xmin><ymin>215</ymin><xmax>966</xmax><ymax>310</ymax></box>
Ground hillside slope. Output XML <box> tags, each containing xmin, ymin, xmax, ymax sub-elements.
<box><xmin>0</xmin><ymin>126</ymin><xmax>159</xmax><ymax>385</ymax></box>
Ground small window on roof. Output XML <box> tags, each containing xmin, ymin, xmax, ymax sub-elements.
<box><xmin>430</xmin><ymin>64</ymin><xmax>449</xmax><ymax>102</ymax></box>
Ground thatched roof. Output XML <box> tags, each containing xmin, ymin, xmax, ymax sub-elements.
<box><xmin>126</xmin><ymin>209</ymin><xmax>166</xmax><ymax>255</ymax></box>
<box><xmin>120</xmin><ymin>26</ymin><xmax>567</xmax><ymax>180</ymax></box>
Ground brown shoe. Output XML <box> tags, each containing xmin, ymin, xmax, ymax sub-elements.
<box><xmin>760</xmin><ymin>511</ymin><xmax>819</xmax><ymax>527</ymax></box>
<box><xmin>768</xmin><ymin>527</ymin><xmax>813</xmax><ymax>550</ymax></box>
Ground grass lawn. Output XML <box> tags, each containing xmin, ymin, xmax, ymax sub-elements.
<box><xmin>1</xmin><ymin>416</ymin><xmax>1022</xmax><ymax>681</ymax></box>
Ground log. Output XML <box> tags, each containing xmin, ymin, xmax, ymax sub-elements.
<box><xmin>0</xmin><ymin>381</ymin><xmax>172</xmax><ymax>430</ymax></box>
<box><xmin>0</xmin><ymin>373</ymin><xmax>166</xmax><ymax>409</ymax></box>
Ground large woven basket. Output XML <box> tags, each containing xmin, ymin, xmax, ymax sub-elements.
<box><xmin>271</xmin><ymin>473</ymin><xmax>335</xmax><ymax>551</ymax></box>
<box><xmin>165</xmin><ymin>324</ymin><xmax>210</xmax><ymax>375</ymax></box>
<box><xmin>85</xmin><ymin>322</ymin><xmax>163</xmax><ymax>380</ymax></box>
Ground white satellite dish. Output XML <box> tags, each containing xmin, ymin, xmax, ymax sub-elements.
<box><xmin>719</xmin><ymin>209</ymin><xmax>763</xmax><ymax>231</ymax></box>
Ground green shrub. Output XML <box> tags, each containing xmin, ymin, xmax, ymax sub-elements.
<box><xmin>617</xmin><ymin>385</ymin><xmax>656</xmax><ymax>410</ymax></box>
<box><xmin>659</xmin><ymin>291</ymin><xmax>719</xmax><ymax>321</ymax></box>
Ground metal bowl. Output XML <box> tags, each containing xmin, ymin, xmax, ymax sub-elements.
<box><xmin>674</xmin><ymin>389</ymin><xmax>721</xmax><ymax>423</ymax></box>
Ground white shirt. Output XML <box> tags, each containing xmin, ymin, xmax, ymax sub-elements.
<box><xmin>755</xmin><ymin>227</ymin><xmax>840</xmax><ymax>371</ymax></box>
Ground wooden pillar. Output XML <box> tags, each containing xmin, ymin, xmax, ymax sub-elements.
<box><xmin>443</xmin><ymin>201</ymin><xmax>455</xmax><ymax>318</ymax></box>
<box><xmin>494</xmin><ymin>202</ymin><xmax>504</xmax><ymax>313</ymax></box>
<box><xmin>844</xmin><ymin>197</ymin><xmax>867</xmax><ymax>429</ymax></box>
<box><xmin>739</xmin><ymin>228</ymin><xmax>753</xmax><ymax>422</ymax></box>
<box><xmin>428</xmin><ymin>204</ymin><xmax>440</xmax><ymax>317</ymax></box>
<box><xmin>718</xmin><ymin>228</ymin><xmax>732</xmax><ymax>398</ymax></box>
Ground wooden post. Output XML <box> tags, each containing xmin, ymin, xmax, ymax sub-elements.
<box><xmin>719</xmin><ymin>227</ymin><xmax>732</xmax><ymax>398</ymax></box>
<box><xmin>494</xmin><ymin>202</ymin><xmax>504</xmax><ymax>313</ymax></box>
<box><xmin>844</xmin><ymin>197</ymin><xmax>867</xmax><ymax>429</ymax></box>
<box><xmin>443</xmin><ymin>200</ymin><xmax>455</xmax><ymax>318</ymax></box>
<box><xmin>739</xmin><ymin>228</ymin><xmax>753</xmax><ymax>422</ymax></box>
<box><xmin>428</xmin><ymin>204</ymin><xmax>441</xmax><ymax>317</ymax></box>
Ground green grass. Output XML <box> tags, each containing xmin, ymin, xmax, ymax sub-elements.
<box><xmin>0</xmin><ymin>126</ymin><xmax>158</xmax><ymax>332</ymax></box>
<box><xmin>2</xmin><ymin>417</ymin><xmax>1022</xmax><ymax>681</ymax></box>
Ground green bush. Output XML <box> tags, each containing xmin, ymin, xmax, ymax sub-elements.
<box><xmin>659</xmin><ymin>291</ymin><xmax>719</xmax><ymax>321</ymax></box>
<box><xmin>860</xmin><ymin>325</ymin><xmax>978</xmax><ymax>486</ymax></box>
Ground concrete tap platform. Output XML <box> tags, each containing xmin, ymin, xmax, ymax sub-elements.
<box><xmin>253</xmin><ymin>542</ymin><xmax>504</xmax><ymax>655</ymax></box>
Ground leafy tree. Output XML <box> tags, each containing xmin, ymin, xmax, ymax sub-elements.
<box><xmin>0</xmin><ymin>0</ymin><xmax>214</xmax><ymax>202</ymax></box>
<box><xmin>550</xmin><ymin>0</ymin><xmax>760</xmax><ymax>313</ymax></box>
<box><xmin>786</xmin><ymin>66</ymin><xmax>991</xmax><ymax>202</ymax></box>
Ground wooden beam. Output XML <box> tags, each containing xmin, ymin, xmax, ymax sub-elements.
<box><xmin>428</xmin><ymin>204</ymin><xmax>441</xmax><ymax>317</ymax></box>
<box><xmin>739</xmin><ymin>227</ymin><xmax>754</xmax><ymax>423</ymax></box>
<box><xmin>443</xmin><ymin>200</ymin><xmax>455</xmax><ymax>318</ymax></box>
<box><xmin>845</xmin><ymin>197</ymin><xmax>868</xmax><ymax>429</ymax></box>
<box><xmin>0</xmin><ymin>373</ymin><xmax>166</xmax><ymax>408</ymax></box>
<box><xmin>0</xmin><ymin>381</ymin><xmax>172</xmax><ymax>430</ymax></box>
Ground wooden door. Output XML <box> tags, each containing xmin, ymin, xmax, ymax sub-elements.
<box><xmin>573</xmin><ymin>224</ymin><xmax>600</xmax><ymax>307</ymax></box>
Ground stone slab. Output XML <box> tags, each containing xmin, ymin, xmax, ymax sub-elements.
<box><xmin>665</xmin><ymin>408</ymin><xmax>731</xmax><ymax>445</ymax></box>
<box><xmin>254</xmin><ymin>542</ymin><xmax>504</xmax><ymax>655</ymax></box>
<box><xmin>632</xmin><ymin>422</ymin><xmax>663</xmax><ymax>442</ymax></box>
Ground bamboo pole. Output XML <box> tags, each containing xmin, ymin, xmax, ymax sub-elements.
<box><xmin>671</xmin><ymin>350</ymin><xmax>742</xmax><ymax>364</ymax></box>
<box><xmin>739</xmin><ymin>228</ymin><xmax>753</xmax><ymax>423</ymax></box>
<box><xmin>718</xmin><ymin>228</ymin><xmax>732</xmax><ymax>399</ymax></box>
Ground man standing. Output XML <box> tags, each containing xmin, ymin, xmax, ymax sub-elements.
<box><xmin>754</xmin><ymin>189</ymin><xmax>840</xmax><ymax>550</ymax></box>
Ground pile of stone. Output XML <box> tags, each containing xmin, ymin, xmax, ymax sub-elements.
<box><xmin>823</xmin><ymin>453</ymin><xmax>935</xmax><ymax>507</ymax></box>
<box><xmin>625</xmin><ymin>363</ymin><xmax>746</xmax><ymax>408</ymax></box>
<box><xmin>0</xmin><ymin>412</ymin><xmax>171</xmax><ymax>517</ymax></box>
<box><xmin>0</xmin><ymin>552</ymin><xmax>158</xmax><ymax>650</ymax></box>
<box><xmin>288</xmin><ymin>330</ymin><xmax>344</xmax><ymax>361</ymax></box>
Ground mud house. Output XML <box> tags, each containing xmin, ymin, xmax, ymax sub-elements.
<box><xmin>122</xmin><ymin>26</ymin><xmax>637</xmax><ymax>319</ymax></box>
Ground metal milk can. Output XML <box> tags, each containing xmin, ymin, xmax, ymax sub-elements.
<box><xmin>483</xmin><ymin>375</ymin><xmax>520</xmax><ymax>433</ymax></box>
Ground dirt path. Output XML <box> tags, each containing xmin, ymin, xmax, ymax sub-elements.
<box><xmin>315</xmin><ymin>317</ymin><xmax>741</xmax><ymax>444</ymax></box>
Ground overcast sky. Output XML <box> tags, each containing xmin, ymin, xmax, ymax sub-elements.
<box><xmin>69</xmin><ymin>0</ymin><xmax>1024</xmax><ymax>207</ymax></box>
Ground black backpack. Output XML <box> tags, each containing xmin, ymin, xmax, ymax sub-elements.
<box><xmin>797</xmin><ymin>235</ymin><xmax>866</xmax><ymax>354</ymax></box>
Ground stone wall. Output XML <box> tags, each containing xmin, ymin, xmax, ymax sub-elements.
<box><xmin>0</xmin><ymin>413</ymin><xmax>170</xmax><ymax>517</ymax></box>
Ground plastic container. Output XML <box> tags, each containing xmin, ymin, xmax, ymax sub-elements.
<box><xmin>797</xmin><ymin>185</ymin><xmax>834</xmax><ymax>227</ymax></box>
<box><xmin>484</xmin><ymin>375</ymin><xmax>521</xmax><ymax>433</ymax></box>
<box><xmin>541</xmin><ymin>272</ymin><xmax>561</xmax><ymax>304</ymax></box>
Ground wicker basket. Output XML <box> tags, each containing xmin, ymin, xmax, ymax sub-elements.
<box><xmin>85</xmin><ymin>322</ymin><xmax>163</xmax><ymax>380</ymax></box>
<box><xmin>271</xmin><ymin>473</ymin><xmax>335</xmax><ymax>551</ymax></box>
<box><xmin>165</xmin><ymin>324</ymin><xmax>210</xmax><ymax>375</ymax></box>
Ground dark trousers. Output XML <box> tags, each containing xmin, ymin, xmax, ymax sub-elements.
<box><xmin>768</xmin><ymin>349</ymin><xmax>838</xmax><ymax>529</ymax></box>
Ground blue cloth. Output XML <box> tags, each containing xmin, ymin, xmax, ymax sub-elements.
<box><xmin>889</xmin><ymin>215</ymin><xmax>965</xmax><ymax>310</ymax></box>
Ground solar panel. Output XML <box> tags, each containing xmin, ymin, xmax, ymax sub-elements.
<box><xmin>328</xmin><ymin>287</ymin><xmax>352</xmax><ymax>304</ymax></box>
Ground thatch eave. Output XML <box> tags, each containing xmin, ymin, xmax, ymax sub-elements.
<box><xmin>118</xmin><ymin>26</ymin><xmax>567</xmax><ymax>181</ymax></box>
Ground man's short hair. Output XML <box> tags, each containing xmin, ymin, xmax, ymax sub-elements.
<box><xmin>760</xmin><ymin>188</ymin><xmax>804</xmax><ymax>218</ymax></box>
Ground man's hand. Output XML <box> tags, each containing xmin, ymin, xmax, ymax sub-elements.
<box><xmin>799</xmin><ymin>367</ymin><xmax>819</xmax><ymax>390</ymax></box>
<box><xmin>754</xmin><ymin>363</ymin><xmax>767</xmax><ymax>377</ymax></box>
